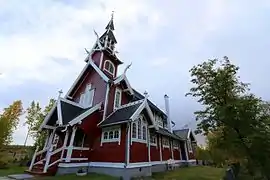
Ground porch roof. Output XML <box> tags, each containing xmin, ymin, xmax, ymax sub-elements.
<box><xmin>157</xmin><ymin>128</ymin><xmax>184</xmax><ymax>141</ymax></box>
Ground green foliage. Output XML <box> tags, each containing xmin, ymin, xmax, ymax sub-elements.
<box><xmin>0</xmin><ymin>101</ymin><xmax>23</xmax><ymax>147</ymax></box>
<box><xmin>186</xmin><ymin>56</ymin><xmax>270</xmax><ymax>179</ymax></box>
<box><xmin>25</xmin><ymin>99</ymin><xmax>56</xmax><ymax>149</ymax></box>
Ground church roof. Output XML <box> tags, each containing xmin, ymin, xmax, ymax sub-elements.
<box><xmin>99</xmin><ymin>101</ymin><xmax>143</xmax><ymax>127</ymax></box>
<box><xmin>173</xmin><ymin>129</ymin><xmax>190</xmax><ymax>140</ymax></box>
<box><xmin>158</xmin><ymin>128</ymin><xmax>184</xmax><ymax>140</ymax></box>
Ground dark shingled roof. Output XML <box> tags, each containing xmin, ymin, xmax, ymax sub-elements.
<box><xmin>157</xmin><ymin>128</ymin><xmax>183</xmax><ymax>140</ymax></box>
<box><xmin>99</xmin><ymin>102</ymin><xmax>143</xmax><ymax>127</ymax></box>
<box><xmin>132</xmin><ymin>89</ymin><xmax>167</xmax><ymax>118</ymax></box>
<box><xmin>173</xmin><ymin>129</ymin><xmax>190</xmax><ymax>140</ymax></box>
<box><xmin>60</xmin><ymin>101</ymin><xmax>86</xmax><ymax>125</ymax></box>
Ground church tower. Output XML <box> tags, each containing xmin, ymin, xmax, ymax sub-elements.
<box><xmin>86</xmin><ymin>12</ymin><xmax>123</xmax><ymax>79</ymax></box>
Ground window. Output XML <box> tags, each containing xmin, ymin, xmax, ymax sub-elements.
<box><xmin>132</xmin><ymin>123</ymin><xmax>137</xmax><ymax>138</ymax></box>
<box><xmin>173</xmin><ymin>140</ymin><xmax>179</xmax><ymax>149</ymax></box>
<box><xmin>155</xmin><ymin>115</ymin><xmax>163</xmax><ymax>128</ymax></box>
<box><xmin>104</xmin><ymin>132</ymin><xmax>108</xmax><ymax>139</ymax></box>
<box><xmin>131</xmin><ymin>116</ymin><xmax>148</xmax><ymax>144</ymax></box>
<box><xmin>114</xmin><ymin>88</ymin><xmax>122</xmax><ymax>110</ymax></box>
<box><xmin>109</xmin><ymin>131</ymin><xmax>114</xmax><ymax>139</ymax></box>
<box><xmin>138</xmin><ymin>119</ymin><xmax>142</xmax><ymax>139</ymax></box>
<box><xmin>162</xmin><ymin>137</ymin><xmax>170</xmax><ymax>148</ymax></box>
<box><xmin>101</xmin><ymin>126</ymin><xmax>121</xmax><ymax>145</ymax></box>
<box><xmin>80</xmin><ymin>84</ymin><xmax>95</xmax><ymax>108</ymax></box>
<box><xmin>187</xmin><ymin>140</ymin><xmax>193</xmax><ymax>152</ymax></box>
<box><xmin>114</xmin><ymin>130</ymin><xmax>119</xmax><ymax>138</ymax></box>
<box><xmin>150</xmin><ymin>134</ymin><xmax>157</xmax><ymax>146</ymax></box>
<box><xmin>142</xmin><ymin>126</ymin><xmax>146</xmax><ymax>140</ymax></box>
<box><xmin>104</xmin><ymin>60</ymin><xmax>115</xmax><ymax>75</ymax></box>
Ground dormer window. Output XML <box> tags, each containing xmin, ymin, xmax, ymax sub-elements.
<box><xmin>104</xmin><ymin>60</ymin><xmax>115</xmax><ymax>76</ymax></box>
<box><xmin>114</xmin><ymin>88</ymin><xmax>122</xmax><ymax>110</ymax></box>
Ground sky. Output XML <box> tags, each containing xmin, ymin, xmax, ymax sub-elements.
<box><xmin>1</xmin><ymin>0</ymin><xmax>270</xmax><ymax>146</ymax></box>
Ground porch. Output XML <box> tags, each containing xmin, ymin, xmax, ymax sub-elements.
<box><xmin>28</xmin><ymin>125</ymin><xmax>89</xmax><ymax>174</ymax></box>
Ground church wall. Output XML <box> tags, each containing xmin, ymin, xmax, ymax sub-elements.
<box><xmin>130</xmin><ymin>142</ymin><xmax>148</xmax><ymax>163</ymax></box>
<box><xmin>71</xmin><ymin>68</ymin><xmax>107</xmax><ymax>106</ymax></box>
<box><xmin>87</xmin><ymin>123</ymin><xmax>127</xmax><ymax>162</ymax></box>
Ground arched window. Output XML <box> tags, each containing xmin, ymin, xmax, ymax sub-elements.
<box><xmin>109</xmin><ymin>131</ymin><xmax>114</xmax><ymax>139</ymax></box>
<box><xmin>114</xmin><ymin>130</ymin><xmax>119</xmax><ymax>138</ymax></box>
<box><xmin>142</xmin><ymin>126</ymin><xmax>146</xmax><ymax>140</ymax></box>
<box><xmin>138</xmin><ymin>119</ymin><xmax>142</xmax><ymax>139</ymax></box>
<box><xmin>103</xmin><ymin>132</ymin><xmax>108</xmax><ymax>140</ymax></box>
<box><xmin>132</xmin><ymin>122</ymin><xmax>137</xmax><ymax>138</ymax></box>
<box><xmin>104</xmin><ymin>60</ymin><xmax>115</xmax><ymax>75</ymax></box>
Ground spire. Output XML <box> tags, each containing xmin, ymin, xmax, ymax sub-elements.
<box><xmin>105</xmin><ymin>11</ymin><xmax>115</xmax><ymax>31</ymax></box>
<box><xmin>99</xmin><ymin>11</ymin><xmax>117</xmax><ymax>51</ymax></box>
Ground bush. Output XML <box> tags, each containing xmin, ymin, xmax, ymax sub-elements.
<box><xmin>0</xmin><ymin>152</ymin><xmax>12</xmax><ymax>169</ymax></box>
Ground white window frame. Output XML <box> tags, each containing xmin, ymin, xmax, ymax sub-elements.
<box><xmin>187</xmin><ymin>139</ymin><xmax>193</xmax><ymax>152</ymax></box>
<box><xmin>101</xmin><ymin>125</ymin><xmax>121</xmax><ymax>146</ymax></box>
<box><xmin>162</xmin><ymin>137</ymin><xmax>170</xmax><ymax>149</ymax></box>
<box><xmin>150</xmin><ymin>134</ymin><xmax>157</xmax><ymax>147</ymax></box>
<box><xmin>131</xmin><ymin>115</ymin><xmax>148</xmax><ymax>144</ymax></box>
<box><xmin>173</xmin><ymin>140</ymin><xmax>179</xmax><ymax>150</ymax></box>
<box><xmin>103</xmin><ymin>60</ymin><xmax>115</xmax><ymax>76</ymax></box>
<box><xmin>79</xmin><ymin>84</ymin><xmax>95</xmax><ymax>108</ymax></box>
<box><xmin>113</xmin><ymin>88</ymin><xmax>122</xmax><ymax>110</ymax></box>
<box><xmin>155</xmin><ymin>115</ymin><xmax>163</xmax><ymax>128</ymax></box>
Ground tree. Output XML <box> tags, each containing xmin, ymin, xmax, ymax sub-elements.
<box><xmin>25</xmin><ymin>99</ymin><xmax>56</xmax><ymax>149</ymax></box>
<box><xmin>0</xmin><ymin>101</ymin><xmax>23</xmax><ymax>168</ymax></box>
<box><xmin>186</xmin><ymin>57</ymin><xmax>270</xmax><ymax>179</ymax></box>
<box><xmin>0</xmin><ymin>100</ymin><xmax>23</xmax><ymax>147</ymax></box>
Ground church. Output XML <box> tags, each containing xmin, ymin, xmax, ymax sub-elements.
<box><xmin>27</xmin><ymin>14</ymin><xmax>197</xmax><ymax>179</ymax></box>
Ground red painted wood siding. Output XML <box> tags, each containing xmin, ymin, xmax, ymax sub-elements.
<box><xmin>162</xmin><ymin>147</ymin><xmax>171</xmax><ymax>161</ymax></box>
<box><xmin>89</xmin><ymin>124</ymin><xmax>127</xmax><ymax>162</ymax></box>
<box><xmin>130</xmin><ymin>142</ymin><xmax>148</xmax><ymax>163</ymax></box>
<box><xmin>72</xmin><ymin>69</ymin><xmax>107</xmax><ymax>106</ymax></box>
<box><xmin>150</xmin><ymin>134</ymin><xmax>161</xmax><ymax>161</ymax></box>
<box><xmin>106</xmin><ymin>84</ymin><xmax>130</xmax><ymax>116</ymax></box>
<box><xmin>173</xmin><ymin>149</ymin><xmax>181</xmax><ymax>160</ymax></box>
<box><xmin>91</xmin><ymin>51</ymin><xmax>102</xmax><ymax>67</ymax></box>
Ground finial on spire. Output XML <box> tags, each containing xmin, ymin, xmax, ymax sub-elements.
<box><xmin>144</xmin><ymin>91</ymin><xmax>149</xmax><ymax>99</ymax></box>
<box><xmin>111</xmin><ymin>11</ymin><xmax>114</xmax><ymax>20</ymax></box>
<box><xmin>58</xmin><ymin>89</ymin><xmax>63</xmax><ymax>99</ymax></box>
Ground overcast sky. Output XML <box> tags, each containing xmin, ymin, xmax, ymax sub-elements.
<box><xmin>1</xmin><ymin>0</ymin><xmax>270</xmax><ymax>146</ymax></box>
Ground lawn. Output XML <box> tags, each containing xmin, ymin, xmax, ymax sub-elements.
<box><xmin>152</xmin><ymin>166</ymin><xmax>225</xmax><ymax>180</ymax></box>
<box><xmin>0</xmin><ymin>166</ymin><xmax>224</xmax><ymax>180</ymax></box>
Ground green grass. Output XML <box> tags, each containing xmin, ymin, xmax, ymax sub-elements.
<box><xmin>152</xmin><ymin>166</ymin><xmax>225</xmax><ymax>180</ymax></box>
<box><xmin>0</xmin><ymin>166</ymin><xmax>224</xmax><ymax>180</ymax></box>
<box><xmin>0</xmin><ymin>166</ymin><xmax>26</xmax><ymax>176</ymax></box>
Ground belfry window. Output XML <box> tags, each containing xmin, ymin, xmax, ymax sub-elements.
<box><xmin>104</xmin><ymin>60</ymin><xmax>115</xmax><ymax>76</ymax></box>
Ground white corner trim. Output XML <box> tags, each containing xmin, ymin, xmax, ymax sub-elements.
<box><xmin>68</xmin><ymin>102</ymin><xmax>102</xmax><ymax>126</ymax></box>
<box><xmin>163</xmin><ymin>145</ymin><xmax>170</xmax><ymax>149</ymax></box>
<box><xmin>88</xmin><ymin>58</ymin><xmax>109</xmax><ymax>82</ymax></box>
<box><xmin>145</xmin><ymin>102</ymin><xmax>158</xmax><ymax>130</ymax></box>
<box><xmin>39</xmin><ymin>102</ymin><xmax>57</xmax><ymax>131</ymax></box>
<box><xmin>130</xmin><ymin>100</ymin><xmax>146</xmax><ymax>121</ymax></box>
<box><xmin>57</xmin><ymin>100</ymin><xmax>63</xmax><ymax>126</ymax></box>
<box><xmin>113</xmin><ymin>75</ymin><xmax>134</xmax><ymax>95</ymax></box>
<box><xmin>65</xmin><ymin>64</ymin><xmax>89</xmax><ymax>98</ymax></box>
<box><xmin>60</xmin><ymin>98</ymin><xmax>84</xmax><ymax>109</ymax></box>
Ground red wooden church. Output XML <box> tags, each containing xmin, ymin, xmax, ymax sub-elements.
<box><xmin>27</xmin><ymin>14</ymin><xmax>197</xmax><ymax>179</ymax></box>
